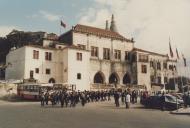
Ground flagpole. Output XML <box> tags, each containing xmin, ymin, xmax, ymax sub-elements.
<box><xmin>187</xmin><ymin>64</ymin><xmax>190</xmax><ymax>91</ymax></box>
<box><xmin>177</xmin><ymin>58</ymin><xmax>184</xmax><ymax>93</ymax></box>
<box><xmin>184</xmin><ymin>63</ymin><xmax>187</xmax><ymax>90</ymax></box>
<box><xmin>60</xmin><ymin>25</ymin><xmax>62</xmax><ymax>36</ymax></box>
<box><xmin>169</xmin><ymin>37</ymin><xmax>177</xmax><ymax>91</ymax></box>
<box><xmin>173</xmin><ymin>61</ymin><xmax>177</xmax><ymax>91</ymax></box>
<box><xmin>176</xmin><ymin>47</ymin><xmax>184</xmax><ymax>93</ymax></box>
<box><xmin>59</xmin><ymin>17</ymin><xmax>62</xmax><ymax>36</ymax></box>
<box><xmin>182</xmin><ymin>53</ymin><xmax>189</xmax><ymax>92</ymax></box>
<box><xmin>185</xmin><ymin>60</ymin><xmax>190</xmax><ymax>89</ymax></box>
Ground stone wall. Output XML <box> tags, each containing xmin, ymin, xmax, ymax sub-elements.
<box><xmin>0</xmin><ymin>84</ymin><xmax>17</xmax><ymax>97</ymax></box>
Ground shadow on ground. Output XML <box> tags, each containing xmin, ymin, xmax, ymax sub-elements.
<box><xmin>0</xmin><ymin>94</ymin><xmax>38</xmax><ymax>102</ymax></box>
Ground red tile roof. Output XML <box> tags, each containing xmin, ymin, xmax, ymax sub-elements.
<box><xmin>72</xmin><ymin>24</ymin><xmax>133</xmax><ymax>42</ymax></box>
<box><xmin>133</xmin><ymin>47</ymin><xmax>168</xmax><ymax>57</ymax></box>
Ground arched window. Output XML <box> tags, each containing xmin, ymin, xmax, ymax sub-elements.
<box><xmin>123</xmin><ymin>73</ymin><xmax>131</xmax><ymax>84</ymax></box>
<box><xmin>94</xmin><ymin>72</ymin><xmax>105</xmax><ymax>84</ymax></box>
<box><xmin>109</xmin><ymin>73</ymin><xmax>119</xmax><ymax>84</ymax></box>
<box><xmin>49</xmin><ymin>78</ymin><xmax>56</xmax><ymax>83</ymax></box>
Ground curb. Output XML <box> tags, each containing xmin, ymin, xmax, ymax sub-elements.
<box><xmin>170</xmin><ymin>111</ymin><xmax>190</xmax><ymax>115</ymax></box>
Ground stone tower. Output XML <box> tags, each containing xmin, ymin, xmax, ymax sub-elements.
<box><xmin>110</xmin><ymin>14</ymin><xmax>117</xmax><ymax>32</ymax></box>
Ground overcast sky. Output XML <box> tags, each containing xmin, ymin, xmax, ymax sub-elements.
<box><xmin>0</xmin><ymin>0</ymin><xmax>190</xmax><ymax>61</ymax></box>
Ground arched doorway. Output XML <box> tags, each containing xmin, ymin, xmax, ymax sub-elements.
<box><xmin>109</xmin><ymin>73</ymin><xmax>119</xmax><ymax>84</ymax></box>
<box><xmin>49</xmin><ymin>78</ymin><xmax>56</xmax><ymax>83</ymax></box>
<box><xmin>94</xmin><ymin>71</ymin><xmax>105</xmax><ymax>84</ymax></box>
<box><xmin>123</xmin><ymin>73</ymin><xmax>131</xmax><ymax>84</ymax></box>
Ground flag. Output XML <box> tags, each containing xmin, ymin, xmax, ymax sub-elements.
<box><xmin>176</xmin><ymin>48</ymin><xmax>180</xmax><ymax>59</ymax></box>
<box><xmin>182</xmin><ymin>54</ymin><xmax>187</xmax><ymax>67</ymax></box>
<box><xmin>61</xmin><ymin>20</ymin><xmax>66</xmax><ymax>28</ymax></box>
<box><xmin>169</xmin><ymin>42</ymin><xmax>173</xmax><ymax>58</ymax></box>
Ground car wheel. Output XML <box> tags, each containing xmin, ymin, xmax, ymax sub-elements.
<box><xmin>161</xmin><ymin>105</ymin><xmax>166</xmax><ymax>111</ymax></box>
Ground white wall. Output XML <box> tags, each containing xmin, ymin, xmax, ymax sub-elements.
<box><xmin>73</xmin><ymin>32</ymin><xmax>134</xmax><ymax>87</ymax></box>
<box><xmin>66</xmin><ymin>48</ymin><xmax>90</xmax><ymax>91</ymax></box>
<box><xmin>73</xmin><ymin>32</ymin><xmax>134</xmax><ymax>60</ymax></box>
<box><xmin>24</xmin><ymin>46</ymin><xmax>63</xmax><ymax>83</ymax></box>
<box><xmin>149</xmin><ymin>55</ymin><xmax>168</xmax><ymax>84</ymax></box>
<box><xmin>6</xmin><ymin>46</ymin><xmax>63</xmax><ymax>83</ymax></box>
<box><xmin>135</xmin><ymin>51</ymin><xmax>151</xmax><ymax>90</ymax></box>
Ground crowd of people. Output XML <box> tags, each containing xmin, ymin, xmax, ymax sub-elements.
<box><xmin>40</xmin><ymin>90</ymin><xmax>113</xmax><ymax>107</ymax></box>
<box><xmin>39</xmin><ymin>89</ymin><xmax>141</xmax><ymax>109</ymax></box>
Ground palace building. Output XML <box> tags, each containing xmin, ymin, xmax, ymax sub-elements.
<box><xmin>5</xmin><ymin>15</ymin><xmax>177</xmax><ymax>91</ymax></box>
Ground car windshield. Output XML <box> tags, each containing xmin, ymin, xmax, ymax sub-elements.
<box><xmin>165</xmin><ymin>95</ymin><xmax>176</xmax><ymax>102</ymax></box>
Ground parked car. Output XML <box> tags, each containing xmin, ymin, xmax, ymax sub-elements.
<box><xmin>141</xmin><ymin>94</ymin><xmax>183</xmax><ymax>111</ymax></box>
<box><xmin>170</xmin><ymin>93</ymin><xmax>184</xmax><ymax>105</ymax></box>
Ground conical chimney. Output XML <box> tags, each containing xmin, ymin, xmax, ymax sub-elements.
<box><xmin>105</xmin><ymin>20</ymin><xmax>109</xmax><ymax>30</ymax></box>
<box><xmin>110</xmin><ymin>14</ymin><xmax>118</xmax><ymax>32</ymax></box>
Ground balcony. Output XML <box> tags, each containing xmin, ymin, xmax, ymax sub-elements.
<box><xmin>90</xmin><ymin>83</ymin><xmax>115</xmax><ymax>90</ymax></box>
<box><xmin>90</xmin><ymin>83</ymin><xmax>145</xmax><ymax>91</ymax></box>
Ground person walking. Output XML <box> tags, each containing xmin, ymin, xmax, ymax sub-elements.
<box><xmin>125</xmin><ymin>92</ymin><xmax>131</xmax><ymax>109</ymax></box>
<box><xmin>40</xmin><ymin>92</ymin><xmax>45</xmax><ymax>106</ymax></box>
<box><xmin>80</xmin><ymin>92</ymin><xmax>86</xmax><ymax>106</ymax></box>
<box><xmin>121</xmin><ymin>91</ymin><xmax>125</xmax><ymax>104</ymax></box>
<box><xmin>114</xmin><ymin>91</ymin><xmax>120</xmax><ymax>107</ymax></box>
<box><xmin>108</xmin><ymin>91</ymin><xmax>111</xmax><ymax>101</ymax></box>
<box><xmin>45</xmin><ymin>91</ymin><xmax>49</xmax><ymax>105</ymax></box>
<box><xmin>60</xmin><ymin>91</ymin><xmax>65</xmax><ymax>108</ymax></box>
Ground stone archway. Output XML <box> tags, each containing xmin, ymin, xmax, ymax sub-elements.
<box><xmin>94</xmin><ymin>71</ymin><xmax>105</xmax><ymax>84</ymax></box>
<box><xmin>49</xmin><ymin>78</ymin><xmax>56</xmax><ymax>83</ymax></box>
<box><xmin>123</xmin><ymin>73</ymin><xmax>131</xmax><ymax>84</ymax></box>
<box><xmin>109</xmin><ymin>73</ymin><xmax>119</xmax><ymax>84</ymax></box>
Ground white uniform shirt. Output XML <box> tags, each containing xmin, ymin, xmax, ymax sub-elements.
<box><xmin>125</xmin><ymin>94</ymin><xmax>131</xmax><ymax>103</ymax></box>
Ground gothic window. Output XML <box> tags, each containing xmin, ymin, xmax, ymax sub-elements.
<box><xmin>157</xmin><ymin>76</ymin><xmax>161</xmax><ymax>84</ymax></box>
<box><xmin>45</xmin><ymin>52</ymin><xmax>52</xmax><ymax>61</ymax></box>
<box><xmin>164</xmin><ymin>77</ymin><xmax>168</xmax><ymax>83</ymax></box>
<box><xmin>33</xmin><ymin>50</ymin><xmax>39</xmax><ymax>59</ymax></box>
<box><xmin>125</xmin><ymin>51</ymin><xmax>130</xmax><ymax>61</ymax></box>
<box><xmin>150</xmin><ymin>61</ymin><xmax>154</xmax><ymax>68</ymax></box>
<box><xmin>103</xmin><ymin>48</ymin><xmax>110</xmax><ymax>60</ymax></box>
<box><xmin>163</xmin><ymin>62</ymin><xmax>167</xmax><ymax>69</ymax></box>
<box><xmin>114</xmin><ymin>50</ymin><xmax>121</xmax><ymax>60</ymax></box>
<box><xmin>141</xmin><ymin>65</ymin><xmax>147</xmax><ymax>73</ymax></box>
<box><xmin>30</xmin><ymin>70</ymin><xmax>33</xmax><ymax>78</ymax></box>
<box><xmin>76</xmin><ymin>52</ymin><xmax>82</xmax><ymax>61</ymax></box>
<box><xmin>91</xmin><ymin>46</ymin><xmax>98</xmax><ymax>57</ymax></box>
<box><xmin>169</xmin><ymin>65</ymin><xmax>174</xmax><ymax>71</ymax></box>
<box><xmin>150</xmin><ymin>75</ymin><xmax>154</xmax><ymax>83</ymax></box>
<box><xmin>157</xmin><ymin>62</ymin><xmax>161</xmax><ymax>70</ymax></box>
<box><xmin>123</xmin><ymin>73</ymin><xmax>131</xmax><ymax>84</ymax></box>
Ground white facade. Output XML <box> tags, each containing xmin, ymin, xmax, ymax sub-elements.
<box><xmin>5</xmin><ymin>24</ymin><xmax>177</xmax><ymax>91</ymax></box>
<box><xmin>6</xmin><ymin>46</ymin><xmax>63</xmax><ymax>83</ymax></box>
<box><xmin>72</xmin><ymin>32</ymin><xmax>134</xmax><ymax>89</ymax></box>
<box><xmin>62</xmin><ymin>48</ymin><xmax>90</xmax><ymax>91</ymax></box>
<box><xmin>132</xmin><ymin>49</ymin><xmax>178</xmax><ymax>91</ymax></box>
<box><xmin>6</xmin><ymin>45</ymin><xmax>91</xmax><ymax>91</ymax></box>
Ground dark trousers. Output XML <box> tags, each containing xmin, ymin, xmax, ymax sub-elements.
<box><xmin>115</xmin><ymin>99</ymin><xmax>120</xmax><ymax>107</ymax></box>
<box><xmin>41</xmin><ymin>99</ymin><xmax>44</xmax><ymax>106</ymax></box>
<box><xmin>126</xmin><ymin>102</ymin><xmax>130</xmax><ymax>108</ymax></box>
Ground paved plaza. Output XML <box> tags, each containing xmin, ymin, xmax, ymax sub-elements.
<box><xmin>0</xmin><ymin>100</ymin><xmax>190</xmax><ymax>128</ymax></box>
